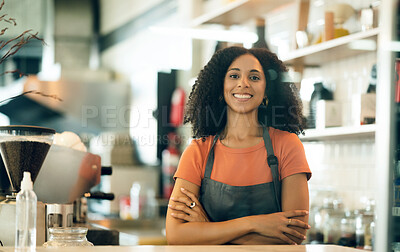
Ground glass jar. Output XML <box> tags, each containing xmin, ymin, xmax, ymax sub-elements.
<box><xmin>356</xmin><ymin>210</ymin><xmax>375</xmax><ymax>250</ymax></box>
<box><xmin>320</xmin><ymin>198</ymin><xmax>344</xmax><ymax>244</ymax></box>
<box><xmin>338</xmin><ymin>211</ymin><xmax>356</xmax><ymax>247</ymax></box>
<box><xmin>43</xmin><ymin>227</ymin><xmax>93</xmax><ymax>247</ymax></box>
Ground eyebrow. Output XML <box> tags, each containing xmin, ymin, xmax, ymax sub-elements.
<box><xmin>227</xmin><ymin>68</ymin><xmax>261</xmax><ymax>73</ymax></box>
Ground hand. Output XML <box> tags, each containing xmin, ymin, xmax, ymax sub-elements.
<box><xmin>169</xmin><ymin>187</ymin><xmax>210</xmax><ymax>222</ymax></box>
<box><xmin>247</xmin><ymin>210</ymin><xmax>310</xmax><ymax>245</ymax></box>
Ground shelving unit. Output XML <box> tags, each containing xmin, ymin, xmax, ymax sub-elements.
<box><xmin>190</xmin><ymin>0</ymin><xmax>293</xmax><ymax>27</ymax></box>
<box><xmin>284</xmin><ymin>29</ymin><xmax>380</xmax><ymax>142</ymax></box>
<box><xmin>300</xmin><ymin>124</ymin><xmax>376</xmax><ymax>141</ymax></box>
<box><xmin>281</xmin><ymin>28</ymin><xmax>380</xmax><ymax>66</ymax></box>
<box><xmin>279</xmin><ymin>28</ymin><xmax>379</xmax><ymax>141</ymax></box>
<box><xmin>191</xmin><ymin>1</ymin><xmax>380</xmax><ymax>142</ymax></box>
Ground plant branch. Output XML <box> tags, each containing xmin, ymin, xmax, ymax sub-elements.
<box><xmin>0</xmin><ymin>69</ymin><xmax>26</xmax><ymax>77</ymax></box>
<box><xmin>0</xmin><ymin>0</ymin><xmax>46</xmax><ymax>78</ymax></box>
<box><xmin>0</xmin><ymin>90</ymin><xmax>63</xmax><ymax>105</ymax></box>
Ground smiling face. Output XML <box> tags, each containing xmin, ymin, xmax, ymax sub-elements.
<box><xmin>223</xmin><ymin>54</ymin><xmax>266</xmax><ymax>115</ymax></box>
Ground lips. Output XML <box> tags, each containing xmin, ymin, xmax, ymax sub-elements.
<box><xmin>233</xmin><ymin>93</ymin><xmax>253</xmax><ymax>99</ymax></box>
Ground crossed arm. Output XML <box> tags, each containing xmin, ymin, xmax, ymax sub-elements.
<box><xmin>165</xmin><ymin>173</ymin><xmax>309</xmax><ymax>245</ymax></box>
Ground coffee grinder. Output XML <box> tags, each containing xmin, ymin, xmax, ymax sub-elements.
<box><xmin>0</xmin><ymin>125</ymin><xmax>55</xmax><ymax>246</ymax></box>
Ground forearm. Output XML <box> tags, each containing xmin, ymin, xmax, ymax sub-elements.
<box><xmin>281</xmin><ymin>173</ymin><xmax>310</xmax><ymax>245</ymax></box>
<box><xmin>166</xmin><ymin>217</ymin><xmax>252</xmax><ymax>245</ymax></box>
<box><xmin>229</xmin><ymin>233</ymin><xmax>288</xmax><ymax>245</ymax></box>
<box><xmin>230</xmin><ymin>214</ymin><xmax>309</xmax><ymax>245</ymax></box>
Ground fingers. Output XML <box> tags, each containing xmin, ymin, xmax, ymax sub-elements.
<box><xmin>283</xmin><ymin>210</ymin><xmax>309</xmax><ymax>218</ymax></box>
<box><xmin>180</xmin><ymin>188</ymin><xmax>200</xmax><ymax>205</ymax></box>
<box><xmin>282</xmin><ymin>227</ymin><xmax>307</xmax><ymax>241</ymax></box>
<box><xmin>169</xmin><ymin>202</ymin><xmax>196</xmax><ymax>216</ymax></box>
<box><xmin>170</xmin><ymin>187</ymin><xmax>201</xmax><ymax>209</ymax></box>
<box><xmin>287</xmin><ymin>218</ymin><xmax>311</xmax><ymax>229</ymax></box>
<box><xmin>170</xmin><ymin>212</ymin><xmax>193</xmax><ymax>222</ymax></box>
<box><xmin>278</xmin><ymin>233</ymin><xmax>297</xmax><ymax>245</ymax></box>
<box><xmin>170</xmin><ymin>195</ymin><xmax>193</xmax><ymax>208</ymax></box>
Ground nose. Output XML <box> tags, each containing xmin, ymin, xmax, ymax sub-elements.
<box><xmin>237</xmin><ymin>77</ymin><xmax>250</xmax><ymax>88</ymax></box>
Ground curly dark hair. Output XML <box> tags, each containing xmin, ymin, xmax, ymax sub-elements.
<box><xmin>184</xmin><ymin>46</ymin><xmax>305</xmax><ymax>139</ymax></box>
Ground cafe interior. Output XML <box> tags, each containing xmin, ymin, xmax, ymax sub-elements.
<box><xmin>0</xmin><ymin>0</ymin><xmax>399</xmax><ymax>251</ymax></box>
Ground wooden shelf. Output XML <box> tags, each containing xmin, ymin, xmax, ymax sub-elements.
<box><xmin>300</xmin><ymin>124</ymin><xmax>376</xmax><ymax>141</ymax></box>
<box><xmin>282</xmin><ymin>28</ymin><xmax>380</xmax><ymax>66</ymax></box>
<box><xmin>190</xmin><ymin>0</ymin><xmax>293</xmax><ymax>27</ymax></box>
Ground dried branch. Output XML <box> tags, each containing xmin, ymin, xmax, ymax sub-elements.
<box><xmin>0</xmin><ymin>14</ymin><xmax>16</xmax><ymax>26</ymax></box>
<box><xmin>0</xmin><ymin>90</ymin><xmax>63</xmax><ymax>105</ymax></box>
<box><xmin>0</xmin><ymin>0</ymin><xmax>16</xmax><ymax>26</ymax></box>
<box><xmin>0</xmin><ymin>0</ymin><xmax>46</xmax><ymax>80</ymax></box>
<box><xmin>0</xmin><ymin>29</ymin><xmax>29</xmax><ymax>51</ymax></box>
<box><xmin>0</xmin><ymin>30</ymin><xmax>46</xmax><ymax>65</ymax></box>
<box><xmin>0</xmin><ymin>27</ymin><xmax>7</xmax><ymax>35</ymax></box>
<box><xmin>0</xmin><ymin>69</ymin><xmax>26</xmax><ymax>77</ymax></box>
<box><xmin>0</xmin><ymin>1</ymin><xmax>61</xmax><ymax>112</ymax></box>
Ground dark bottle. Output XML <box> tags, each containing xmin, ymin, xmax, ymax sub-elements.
<box><xmin>393</xmin><ymin>149</ymin><xmax>400</xmax><ymax>244</ymax></box>
<box><xmin>214</xmin><ymin>41</ymin><xmax>228</xmax><ymax>53</ymax></box>
<box><xmin>393</xmin><ymin>58</ymin><xmax>400</xmax><ymax>245</ymax></box>
<box><xmin>307</xmin><ymin>82</ymin><xmax>334</xmax><ymax>128</ymax></box>
<box><xmin>366</xmin><ymin>64</ymin><xmax>377</xmax><ymax>93</ymax></box>
<box><xmin>252</xmin><ymin>17</ymin><xmax>269</xmax><ymax>50</ymax></box>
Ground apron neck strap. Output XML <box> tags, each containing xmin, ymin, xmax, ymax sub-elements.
<box><xmin>262</xmin><ymin>127</ymin><xmax>282</xmax><ymax>212</ymax></box>
<box><xmin>204</xmin><ymin>134</ymin><xmax>219</xmax><ymax>178</ymax></box>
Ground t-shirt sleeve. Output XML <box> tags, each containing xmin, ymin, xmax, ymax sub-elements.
<box><xmin>173</xmin><ymin>139</ymin><xmax>205</xmax><ymax>187</ymax></box>
<box><xmin>278</xmin><ymin>133</ymin><xmax>312</xmax><ymax>181</ymax></box>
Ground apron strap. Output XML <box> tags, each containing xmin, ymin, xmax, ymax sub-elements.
<box><xmin>204</xmin><ymin>134</ymin><xmax>219</xmax><ymax>178</ymax></box>
<box><xmin>263</xmin><ymin>127</ymin><xmax>282</xmax><ymax>212</ymax></box>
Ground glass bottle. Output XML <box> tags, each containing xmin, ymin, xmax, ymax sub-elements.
<box><xmin>252</xmin><ymin>17</ymin><xmax>269</xmax><ymax>50</ymax></box>
<box><xmin>130</xmin><ymin>182</ymin><xmax>158</xmax><ymax>220</ymax></box>
<box><xmin>320</xmin><ymin>198</ymin><xmax>343</xmax><ymax>244</ymax></box>
<box><xmin>307</xmin><ymin>206</ymin><xmax>324</xmax><ymax>244</ymax></box>
<box><xmin>15</xmin><ymin>171</ymin><xmax>37</xmax><ymax>250</ymax></box>
<box><xmin>354</xmin><ymin>200</ymin><xmax>375</xmax><ymax>249</ymax></box>
<box><xmin>369</xmin><ymin>220</ymin><xmax>375</xmax><ymax>250</ymax></box>
<box><xmin>366</xmin><ymin>64</ymin><xmax>377</xmax><ymax>93</ymax></box>
<box><xmin>308</xmin><ymin>82</ymin><xmax>334</xmax><ymax>128</ymax></box>
<box><xmin>214</xmin><ymin>41</ymin><xmax>228</xmax><ymax>53</ymax></box>
<box><xmin>43</xmin><ymin>227</ymin><xmax>93</xmax><ymax>247</ymax></box>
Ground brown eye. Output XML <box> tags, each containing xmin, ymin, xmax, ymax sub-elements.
<box><xmin>229</xmin><ymin>74</ymin><xmax>239</xmax><ymax>79</ymax></box>
<box><xmin>249</xmin><ymin>75</ymin><xmax>260</xmax><ymax>81</ymax></box>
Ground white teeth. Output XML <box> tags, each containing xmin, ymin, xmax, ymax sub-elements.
<box><xmin>233</xmin><ymin>94</ymin><xmax>252</xmax><ymax>99</ymax></box>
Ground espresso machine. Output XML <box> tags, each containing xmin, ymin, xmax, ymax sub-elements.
<box><xmin>0</xmin><ymin>125</ymin><xmax>55</xmax><ymax>246</ymax></box>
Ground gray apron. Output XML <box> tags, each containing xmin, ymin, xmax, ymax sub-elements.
<box><xmin>199</xmin><ymin>127</ymin><xmax>281</xmax><ymax>222</ymax></box>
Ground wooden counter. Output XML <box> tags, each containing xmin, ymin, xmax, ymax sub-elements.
<box><xmin>0</xmin><ymin>245</ymin><xmax>363</xmax><ymax>251</ymax></box>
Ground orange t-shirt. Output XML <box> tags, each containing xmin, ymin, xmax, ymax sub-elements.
<box><xmin>174</xmin><ymin>127</ymin><xmax>311</xmax><ymax>187</ymax></box>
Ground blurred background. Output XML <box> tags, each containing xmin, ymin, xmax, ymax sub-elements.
<box><xmin>0</xmin><ymin>0</ymin><xmax>398</xmax><ymax>249</ymax></box>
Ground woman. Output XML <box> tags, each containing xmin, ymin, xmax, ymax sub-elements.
<box><xmin>166</xmin><ymin>46</ymin><xmax>311</xmax><ymax>245</ymax></box>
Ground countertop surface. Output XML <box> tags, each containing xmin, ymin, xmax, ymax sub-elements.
<box><xmin>88</xmin><ymin>218</ymin><xmax>167</xmax><ymax>245</ymax></box>
<box><xmin>0</xmin><ymin>245</ymin><xmax>363</xmax><ymax>251</ymax></box>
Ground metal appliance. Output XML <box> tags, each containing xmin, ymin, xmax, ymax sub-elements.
<box><xmin>45</xmin><ymin>203</ymin><xmax>74</xmax><ymax>241</ymax></box>
<box><xmin>0</xmin><ymin>125</ymin><xmax>55</xmax><ymax>246</ymax></box>
<box><xmin>0</xmin><ymin>125</ymin><xmax>117</xmax><ymax>246</ymax></box>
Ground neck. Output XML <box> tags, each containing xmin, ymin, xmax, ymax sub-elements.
<box><xmin>222</xmin><ymin>109</ymin><xmax>263</xmax><ymax>141</ymax></box>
